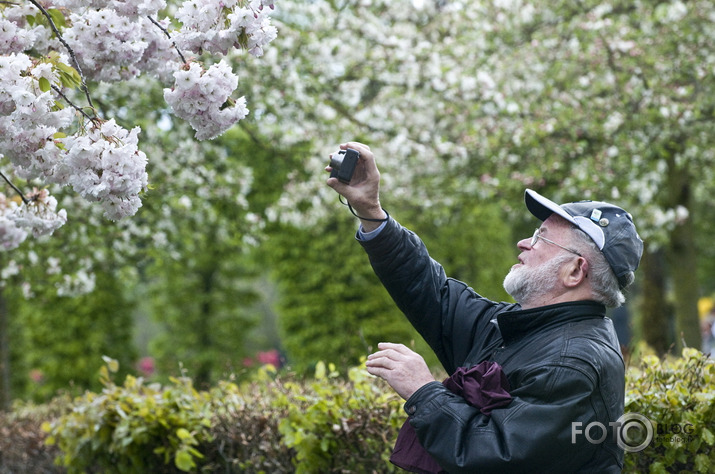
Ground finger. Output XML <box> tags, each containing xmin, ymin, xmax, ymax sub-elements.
<box><xmin>343</xmin><ymin>141</ymin><xmax>370</xmax><ymax>152</ymax></box>
<box><xmin>367</xmin><ymin>346</ymin><xmax>404</xmax><ymax>362</ymax></box>
<box><xmin>342</xmin><ymin>142</ymin><xmax>374</xmax><ymax>167</ymax></box>
<box><xmin>377</xmin><ymin>342</ymin><xmax>409</xmax><ymax>354</ymax></box>
<box><xmin>365</xmin><ymin>365</ymin><xmax>388</xmax><ymax>379</ymax></box>
<box><xmin>365</xmin><ymin>357</ymin><xmax>395</xmax><ymax>371</ymax></box>
<box><xmin>366</xmin><ymin>351</ymin><xmax>396</xmax><ymax>365</ymax></box>
<box><xmin>326</xmin><ymin>178</ymin><xmax>351</xmax><ymax>198</ymax></box>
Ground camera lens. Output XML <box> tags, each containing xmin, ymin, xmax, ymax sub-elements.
<box><xmin>329</xmin><ymin>148</ymin><xmax>358</xmax><ymax>183</ymax></box>
<box><xmin>330</xmin><ymin>151</ymin><xmax>345</xmax><ymax>170</ymax></box>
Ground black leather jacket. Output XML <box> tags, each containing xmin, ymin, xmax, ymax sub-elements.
<box><xmin>358</xmin><ymin>218</ymin><xmax>625</xmax><ymax>473</ymax></box>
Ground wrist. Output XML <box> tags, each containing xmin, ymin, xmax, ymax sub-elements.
<box><xmin>351</xmin><ymin>202</ymin><xmax>384</xmax><ymax>220</ymax></box>
<box><xmin>360</xmin><ymin>207</ymin><xmax>387</xmax><ymax>221</ymax></box>
<box><xmin>360</xmin><ymin>218</ymin><xmax>385</xmax><ymax>233</ymax></box>
<box><xmin>354</xmin><ymin>205</ymin><xmax>388</xmax><ymax>232</ymax></box>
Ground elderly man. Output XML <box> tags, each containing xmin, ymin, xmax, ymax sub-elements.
<box><xmin>326</xmin><ymin>142</ymin><xmax>643</xmax><ymax>473</ymax></box>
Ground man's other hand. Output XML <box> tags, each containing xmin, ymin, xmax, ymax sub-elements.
<box><xmin>365</xmin><ymin>342</ymin><xmax>435</xmax><ymax>400</ymax></box>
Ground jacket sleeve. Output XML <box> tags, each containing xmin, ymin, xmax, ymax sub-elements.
<box><xmin>404</xmin><ymin>363</ymin><xmax>612</xmax><ymax>474</ymax></box>
<box><xmin>358</xmin><ymin>217</ymin><xmax>509</xmax><ymax>373</ymax></box>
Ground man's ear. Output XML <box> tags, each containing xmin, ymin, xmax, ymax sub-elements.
<box><xmin>563</xmin><ymin>257</ymin><xmax>589</xmax><ymax>288</ymax></box>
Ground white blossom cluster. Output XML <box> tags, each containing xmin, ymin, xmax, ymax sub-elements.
<box><xmin>60</xmin><ymin>119</ymin><xmax>149</xmax><ymax>220</ymax></box>
<box><xmin>0</xmin><ymin>193</ymin><xmax>29</xmax><ymax>250</ymax></box>
<box><xmin>0</xmin><ymin>0</ymin><xmax>278</xmax><ymax>240</ymax></box>
<box><xmin>174</xmin><ymin>0</ymin><xmax>278</xmax><ymax>56</ymax></box>
<box><xmin>0</xmin><ymin>4</ymin><xmax>56</xmax><ymax>54</ymax></box>
<box><xmin>7</xmin><ymin>188</ymin><xmax>67</xmax><ymax>237</ymax></box>
<box><xmin>62</xmin><ymin>10</ymin><xmax>177</xmax><ymax>82</ymax></box>
<box><xmin>54</xmin><ymin>0</ymin><xmax>168</xmax><ymax>18</ymax></box>
<box><xmin>0</xmin><ymin>14</ymin><xmax>38</xmax><ymax>54</ymax></box>
<box><xmin>0</xmin><ymin>53</ymin><xmax>74</xmax><ymax>178</ymax></box>
<box><xmin>164</xmin><ymin>61</ymin><xmax>249</xmax><ymax>140</ymax></box>
<box><xmin>0</xmin><ymin>52</ymin><xmax>72</xmax><ymax>244</ymax></box>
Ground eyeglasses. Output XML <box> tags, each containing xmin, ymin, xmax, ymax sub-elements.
<box><xmin>531</xmin><ymin>228</ymin><xmax>582</xmax><ymax>257</ymax></box>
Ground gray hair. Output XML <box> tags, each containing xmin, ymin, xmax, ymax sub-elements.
<box><xmin>568</xmin><ymin>227</ymin><xmax>626</xmax><ymax>308</ymax></box>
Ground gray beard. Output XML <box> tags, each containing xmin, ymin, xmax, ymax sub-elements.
<box><xmin>503</xmin><ymin>254</ymin><xmax>573</xmax><ymax>306</ymax></box>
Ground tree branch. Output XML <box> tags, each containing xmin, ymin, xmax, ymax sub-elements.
<box><xmin>0</xmin><ymin>170</ymin><xmax>29</xmax><ymax>205</ymax></box>
<box><xmin>147</xmin><ymin>15</ymin><xmax>188</xmax><ymax>65</ymax></box>
<box><xmin>51</xmin><ymin>84</ymin><xmax>97</xmax><ymax>124</ymax></box>
<box><xmin>27</xmin><ymin>0</ymin><xmax>96</xmax><ymax>112</ymax></box>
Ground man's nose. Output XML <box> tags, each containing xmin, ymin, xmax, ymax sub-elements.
<box><xmin>517</xmin><ymin>237</ymin><xmax>532</xmax><ymax>251</ymax></box>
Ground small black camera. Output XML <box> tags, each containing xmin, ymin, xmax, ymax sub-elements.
<box><xmin>329</xmin><ymin>148</ymin><xmax>359</xmax><ymax>184</ymax></box>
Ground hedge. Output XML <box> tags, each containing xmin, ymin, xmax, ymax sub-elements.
<box><xmin>39</xmin><ymin>358</ymin><xmax>404</xmax><ymax>473</ymax></box>
<box><xmin>623</xmin><ymin>347</ymin><xmax>714</xmax><ymax>474</ymax></box>
<box><xmin>0</xmin><ymin>350</ymin><xmax>712</xmax><ymax>473</ymax></box>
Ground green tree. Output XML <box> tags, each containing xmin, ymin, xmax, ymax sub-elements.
<box><xmin>479</xmin><ymin>0</ymin><xmax>715</xmax><ymax>349</ymax></box>
<box><xmin>241</xmin><ymin>0</ymin><xmax>715</xmax><ymax>352</ymax></box>
<box><xmin>264</xmin><ymin>215</ymin><xmax>435</xmax><ymax>372</ymax></box>
<box><xmin>1</xmin><ymin>233</ymin><xmax>137</xmax><ymax>404</ymax></box>
<box><xmin>265</xmin><ymin>198</ymin><xmax>514</xmax><ymax>372</ymax></box>
<box><xmin>16</xmin><ymin>272</ymin><xmax>137</xmax><ymax>402</ymax></box>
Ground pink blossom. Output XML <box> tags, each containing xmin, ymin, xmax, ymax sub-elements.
<box><xmin>137</xmin><ymin>356</ymin><xmax>156</xmax><ymax>376</ymax></box>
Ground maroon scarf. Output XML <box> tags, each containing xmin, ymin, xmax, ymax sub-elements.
<box><xmin>390</xmin><ymin>361</ymin><xmax>512</xmax><ymax>473</ymax></box>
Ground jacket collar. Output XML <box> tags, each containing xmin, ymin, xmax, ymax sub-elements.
<box><xmin>496</xmin><ymin>300</ymin><xmax>607</xmax><ymax>344</ymax></box>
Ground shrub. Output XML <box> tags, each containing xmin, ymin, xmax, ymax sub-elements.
<box><xmin>43</xmin><ymin>359</ymin><xmax>404</xmax><ymax>473</ymax></box>
<box><xmin>273</xmin><ymin>361</ymin><xmax>403</xmax><ymax>473</ymax></box>
<box><xmin>202</xmin><ymin>362</ymin><xmax>403</xmax><ymax>473</ymax></box>
<box><xmin>11</xmin><ymin>350</ymin><xmax>712</xmax><ymax>473</ymax></box>
<box><xmin>44</xmin><ymin>357</ymin><xmax>213</xmax><ymax>473</ymax></box>
<box><xmin>0</xmin><ymin>397</ymin><xmax>69</xmax><ymax>473</ymax></box>
<box><xmin>623</xmin><ymin>347</ymin><xmax>715</xmax><ymax>473</ymax></box>
<box><xmin>200</xmin><ymin>377</ymin><xmax>295</xmax><ymax>473</ymax></box>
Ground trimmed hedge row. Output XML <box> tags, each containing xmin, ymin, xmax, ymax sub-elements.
<box><xmin>0</xmin><ymin>395</ymin><xmax>68</xmax><ymax>473</ymax></box>
<box><xmin>38</xmin><ymin>359</ymin><xmax>403</xmax><ymax>473</ymax></box>
<box><xmin>1</xmin><ymin>350</ymin><xmax>713</xmax><ymax>473</ymax></box>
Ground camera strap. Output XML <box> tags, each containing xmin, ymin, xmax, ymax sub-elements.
<box><xmin>339</xmin><ymin>196</ymin><xmax>390</xmax><ymax>222</ymax></box>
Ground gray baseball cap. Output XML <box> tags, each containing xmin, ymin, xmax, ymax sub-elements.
<box><xmin>525</xmin><ymin>189</ymin><xmax>644</xmax><ymax>289</ymax></box>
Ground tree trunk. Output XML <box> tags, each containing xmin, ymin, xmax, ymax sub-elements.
<box><xmin>667</xmin><ymin>214</ymin><xmax>701</xmax><ymax>349</ymax></box>
<box><xmin>195</xmin><ymin>265</ymin><xmax>217</xmax><ymax>389</ymax></box>
<box><xmin>664</xmin><ymin>163</ymin><xmax>701</xmax><ymax>350</ymax></box>
<box><xmin>0</xmin><ymin>289</ymin><xmax>10</xmax><ymax>410</ymax></box>
<box><xmin>639</xmin><ymin>247</ymin><xmax>671</xmax><ymax>356</ymax></box>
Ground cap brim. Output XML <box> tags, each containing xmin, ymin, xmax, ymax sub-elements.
<box><xmin>525</xmin><ymin>189</ymin><xmax>577</xmax><ymax>224</ymax></box>
<box><xmin>525</xmin><ymin>189</ymin><xmax>606</xmax><ymax>250</ymax></box>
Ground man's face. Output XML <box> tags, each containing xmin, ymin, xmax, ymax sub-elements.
<box><xmin>503</xmin><ymin>215</ymin><xmax>578</xmax><ymax>306</ymax></box>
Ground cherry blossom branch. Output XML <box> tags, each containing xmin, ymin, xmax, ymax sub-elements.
<box><xmin>147</xmin><ymin>15</ymin><xmax>188</xmax><ymax>64</ymax></box>
<box><xmin>0</xmin><ymin>170</ymin><xmax>29</xmax><ymax>205</ymax></box>
<box><xmin>27</xmin><ymin>0</ymin><xmax>96</xmax><ymax>112</ymax></box>
<box><xmin>51</xmin><ymin>84</ymin><xmax>98</xmax><ymax>124</ymax></box>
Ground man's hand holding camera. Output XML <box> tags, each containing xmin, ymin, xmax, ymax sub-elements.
<box><xmin>325</xmin><ymin>143</ymin><xmax>435</xmax><ymax>399</ymax></box>
<box><xmin>325</xmin><ymin>141</ymin><xmax>387</xmax><ymax>232</ymax></box>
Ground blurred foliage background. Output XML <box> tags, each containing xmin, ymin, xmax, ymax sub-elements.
<box><xmin>2</xmin><ymin>0</ymin><xmax>715</xmax><ymax>409</ymax></box>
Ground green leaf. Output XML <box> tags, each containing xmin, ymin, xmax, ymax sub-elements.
<box><xmin>649</xmin><ymin>462</ymin><xmax>667</xmax><ymax>474</ymax></box>
<box><xmin>694</xmin><ymin>453</ymin><xmax>711</xmax><ymax>473</ymax></box>
<box><xmin>314</xmin><ymin>361</ymin><xmax>326</xmax><ymax>380</ymax></box>
<box><xmin>102</xmin><ymin>356</ymin><xmax>119</xmax><ymax>373</ymax></box>
<box><xmin>176</xmin><ymin>428</ymin><xmax>191</xmax><ymax>440</ymax></box>
<box><xmin>174</xmin><ymin>449</ymin><xmax>195</xmax><ymax>472</ymax></box>
<box><xmin>39</xmin><ymin>77</ymin><xmax>51</xmax><ymax>92</ymax></box>
<box><xmin>702</xmin><ymin>428</ymin><xmax>714</xmax><ymax>446</ymax></box>
<box><xmin>56</xmin><ymin>63</ymin><xmax>82</xmax><ymax>88</ymax></box>
<box><xmin>47</xmin><ymin>9</ymin><xmax>66</xmax><ymax>29</ymax></box>
<box><xmin>320</xmin><ymin>436</ymin><xmax>330</xmax><ymax>452</ymax></box>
